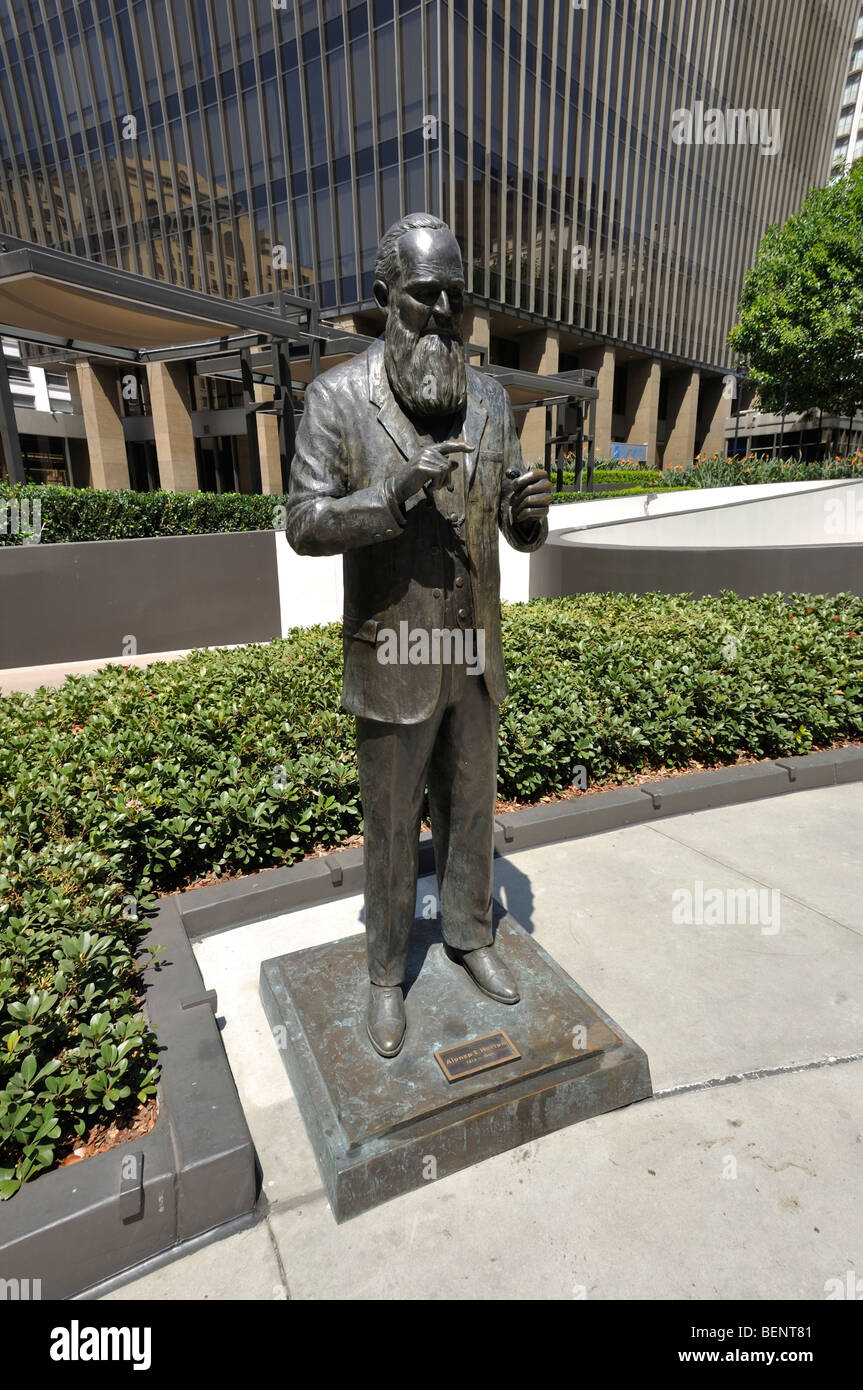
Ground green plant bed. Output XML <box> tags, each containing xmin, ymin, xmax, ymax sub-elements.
<box><xmin>0</xmin><ymin>482</ymin><xmax>283</xmax><ymax>545</ymax></box>
<box><xmin>550</xmin><ymin>486</ymin><xmax>696</xmax><ymax>504</ymax></box>
<box><xmin>665</xmin><ymin>453</ymin><xmax>863</xmax><ymax>488</ymax></box>
<box><xmin>2</xmin><ymin>456</ymin><xmax>862</xmax><ymax>545</ymax></box>
<box><xmin>2</xmin><ymin>592</ymin><xmax>862</xmax><ymax>1195</ymax></box>
<box><xmin>593</xmin><ymin>468</ymin><xmax>665</xmax><ymax>487</ymax></box>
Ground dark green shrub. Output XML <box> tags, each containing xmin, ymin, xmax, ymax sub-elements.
<box><xmin>2</xmin><ymin>458</ymin><xmax>862</xmax><ymax>545</ymax></box>
<box><xmin>0</xmin><ymin>483</ymin><xmax>282</xmax><ymax>545</ymax></box>
<box><xmin>550</xmin><ymin>486</ymin><xmax>695</xmax><ymax>505</ymax></box>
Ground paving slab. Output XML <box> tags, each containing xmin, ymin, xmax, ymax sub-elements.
<box><xmin>266</xmin><ymin>1060</ymin><xmax>863</xmax><ymax>1301</ymax></box>
<box><xmin>494</xmin><ymin>803</ymin><xmax>863</xmax><ymax>1093</ymax></box>
<box><xmin>101</xmin><ymin>1219</ymin><xmax>285</xmax><ymax>1301</ymax></box>
<box><xmin>640</xmin><ymin>781</ymin><xmax>863</xmax><ymax>932</ymax></box>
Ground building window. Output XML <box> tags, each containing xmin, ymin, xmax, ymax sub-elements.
<box><xmin>489</xmin><ymin>335</ymin><xmax>520</xmax><ymax>369</ymax></box>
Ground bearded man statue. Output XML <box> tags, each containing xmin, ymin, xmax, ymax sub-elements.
<box><xmin>286</xmin><ymin>213</ymin><xmax>551</xmax><ymax>1057</ymax></box>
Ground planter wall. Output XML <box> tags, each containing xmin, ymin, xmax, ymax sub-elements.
<box><xmin>530</xmin><ymin>540</ymin><xmax>863</xmax><ymax>601</ymax></box>
<box><xmin>0</xmin><ymin>530</ymin><xmax>281</xmax><ymax>668</ymax></box>
<box><xmin>0</xmin><ymin>897</ymin><xmax>256</xmax><ymax>1300</ymax></box>
<box><xmin>2</xmin><ymin>481</ymin><xmax>862</xmax><ymax>671</ymax></box>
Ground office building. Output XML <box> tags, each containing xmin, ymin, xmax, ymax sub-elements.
<box><xmin>0</xmin><ymin>0</ymin><xmax>857</xmax><ymax>487</ymax></box>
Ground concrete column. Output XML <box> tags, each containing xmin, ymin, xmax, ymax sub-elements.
<box><xmin>75</xmin><ymin>362</ymin><xmax>130</xmax><ymax>490</ymax></box>
<box><xmin>699</xmin><ymin>377</ymin><xmax>730</xmax><ymax>456</ymax></box>
<box><xmin>463</xmin><ymin>304</ymin><xmax>491</xmax><ymax>359</ymax></box>
<box><xmin>663</xmin><ymin>368</ymin><xmax>700</xmax><ymax>468</ymax></box>
<box><xmin>66</xmin><ymin>364</ymin><xmax>83</xmax><ymax>416</ymax></box>
<box><xmin>625</xmin><ymin>358</ymin><xmax>661</xmax><ymax>467</ymax></box>
<box><xmin>578</xmin><ymin>345</ymin><xmax>615</xmax><ymax>461</ymax></box>
<box><xmin>519</xmin><ymin>328</ymin><xmax>559</xmax><ymax>466</ymax></box>
<box><xmin>255</xmin><ymin>383</ymin><xmax>284</xmax><ymax>495</ymax></box>
<box><xmin>146</xmin><ymin>361</ymin><xmax>197</xmax><ymax>493</ymax></box>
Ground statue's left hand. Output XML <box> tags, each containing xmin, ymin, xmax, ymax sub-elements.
<box><xmin>510</xmin><ymin>468</ymin><xmax>552</xmax><ymax>525</ymax></box>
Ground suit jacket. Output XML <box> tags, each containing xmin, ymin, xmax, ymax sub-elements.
<box><xmin>285</xmin><ymin>338</ymin><xmax>548</xmax><ymax>723</ymax></box>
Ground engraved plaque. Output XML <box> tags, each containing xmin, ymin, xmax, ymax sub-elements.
<box><xmin>434</xmin><ymin>1030</ymin><xmax>520</xmax><ymax>1083</ymax></box>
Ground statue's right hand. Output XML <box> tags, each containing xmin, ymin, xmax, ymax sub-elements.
<box><xmin>393</xmin><ymin>443</ymin><xmax>474</xmax><ymax>504</ymax></box>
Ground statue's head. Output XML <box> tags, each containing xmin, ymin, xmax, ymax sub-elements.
<box><xmin>373</xmin><ymin>213</ymin><xmax>467</xmax><ymax>418</ymax></box>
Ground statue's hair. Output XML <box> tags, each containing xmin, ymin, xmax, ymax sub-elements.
<box><xmin>374</xmin><ymin>212</ymin><xmax>451</xmax><ymax>290</ymax></box>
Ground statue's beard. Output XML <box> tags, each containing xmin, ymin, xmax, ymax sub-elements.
<box><xmin>384</xmin><ymin>316</ymin><xmax>467</xmax><ymax>417</ymax></box>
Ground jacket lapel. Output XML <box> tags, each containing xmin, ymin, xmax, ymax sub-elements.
<box><xmin>461</xmin><ymin>387</ymin><xmax>488</xmax><ymax>493</ymax></box>
<box><xmin>368</xmin><ymin>341</ymin><xmax>418</xmax><ymax>463</ymax></box>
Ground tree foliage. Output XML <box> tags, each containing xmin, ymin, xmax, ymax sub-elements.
<box><xmin>729</xmin><ymin>161</ymin><xmax>863</xmax><ymax>419</ymax></box>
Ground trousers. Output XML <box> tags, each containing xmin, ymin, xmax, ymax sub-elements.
<box><xmin>356</xmin><ymin>656</ymin><xmax>498</xmax><ymax>986</ymax></box>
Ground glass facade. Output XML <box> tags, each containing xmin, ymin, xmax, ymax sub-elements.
<box><xmin>0</xmin><ymin>0</ymin><xmax>856</xmax><ymax>371</ymax></box>
<box><xmin>832</xmin><ymin>1</ymin><xmax>863</xmax><ymax>174</ymax></box>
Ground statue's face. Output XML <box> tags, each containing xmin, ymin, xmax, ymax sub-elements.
<box><xmin>389</xmin><ymin>229</ymin><xmax>465</xmax><ymax>341</ymax></box>
<box><xmin>379</xmin><ymin>228</ymin><xmax>467</xmax><ymax>417</ymax></box>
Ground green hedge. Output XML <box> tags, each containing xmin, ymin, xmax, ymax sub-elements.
<box><xmin>3</xmin><ymin>455</ymin><xmax>862</xmax><ymax>545</ymax></box>
<box><xmin>0</xmin><ymin>483</ymin><xmax>282</xmax><ymax>545</ymax></box>
<box><xmin>2</xmin><ymin>592</ymin><xmax>862</xmax><ymax>1194</ymax></box>
<box><xmin>593</xmin><ymin>468</ymin><xmax>665</xmax><ymax>487</ymax></box>
<box><xmin>550</xmin><ymin>486</ymin><xmax>695</xmax><ymax>505</ymax></box>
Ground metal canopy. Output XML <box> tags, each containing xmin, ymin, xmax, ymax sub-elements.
<box><xmin>193</xmin><ymin>343</ymin><xmax>600</xmax><ymax>407</ymax></box>
<box><xmin>481</xmin><ymin>364</ymin><xmax>598</xmax><ymax>407</ymax></box>
<box><xmin>0</xmin><ymin>232</ymin><xmax>338</xmax><ymax>486</ymax></box>
<box><xmin>0</xmin><ymin>235</ymin><xmax>324</xmax><ymax>357</ymax></box>
<box><xmin>0</xmin><ymin>232</ymin><xmax>598</xmax><ymax>491</ymax></box>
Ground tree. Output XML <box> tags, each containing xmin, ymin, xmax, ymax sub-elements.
<box><xmin>728</xmin><ymin>159</ymin><xmax>863</xmax><ymax>423</ymax></box>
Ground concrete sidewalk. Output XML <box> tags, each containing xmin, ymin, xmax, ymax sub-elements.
<box><xmin>104</xmin><ymin>783</ymin><xmax>863</xmax><ymax>1301</ymax></box>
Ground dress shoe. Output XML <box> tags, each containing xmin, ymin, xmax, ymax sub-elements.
<box><xmin>455</xmin><ymin>944</ymin><xmax>520</xmax><ymax>1004</ymax></box>
<box><xmin>366</xmin><ymin>983</ymin><xmax>406</xmax><ymax>1057</ymax></box>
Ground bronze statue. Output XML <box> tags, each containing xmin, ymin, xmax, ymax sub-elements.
<box><xmin>286</xmin><ymin>213</ymin><xmax>551</xmax><ymax>1057</ymax></box>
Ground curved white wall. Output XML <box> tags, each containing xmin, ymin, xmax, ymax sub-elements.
<box><xmin>274</xmin><ymin>480</ymin><xmax>863</xmax><ymax>631</ymax></box>
<box><xmin>554</xmin><ymin>480</ymin><xmax>863</xmax><ymax>549</ymax></box>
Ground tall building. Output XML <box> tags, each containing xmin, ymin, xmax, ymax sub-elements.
<box><xmin>0</xmin><ymin>0</ymin><xmax>858</xmax><ymax>489</ymax></box>
<box><xmin>832</xmin><ymin>1</ymin><xmax>863</xmax><ymax>170</ymax></box>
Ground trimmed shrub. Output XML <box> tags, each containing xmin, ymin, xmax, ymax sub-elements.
<box><xmin>2</xmin><ymin>457</ymin><xmax>862</xmax><ymax>545</ymax></box>
<box><xmin>550</xmin><ymin>486</ymin><xmax>695</xmax><ymax>505</ymax></box>
<box><xmin>0</xmin><ymin>483</ymin><xmax>282</xmax><ymax>545</ymax></box>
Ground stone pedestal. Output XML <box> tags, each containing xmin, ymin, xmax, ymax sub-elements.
<box><xmin>259</xmin><ymin>906</ymin><xmax>652</xmax><ymax>1221</ymax></box>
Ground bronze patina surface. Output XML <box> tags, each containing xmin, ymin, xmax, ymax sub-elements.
<box><xmin>284</xmin><ymin>212</ymin><xmax>553</xmax><ymax>1056</ymax></box>
<box><xmin>259</xmin><ymin>905</ymin><xmax>652</xmax><ymax>1221</ymax></box>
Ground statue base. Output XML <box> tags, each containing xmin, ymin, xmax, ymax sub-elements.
<box><xmin>259</xmin><ymin>906</ymin><xmax>652</xmax><ymax>1222</ymax></box>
